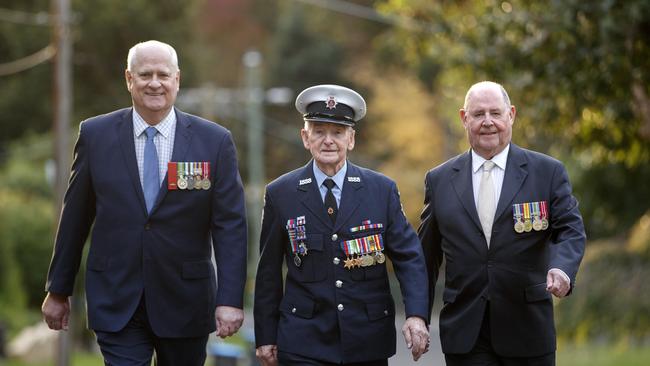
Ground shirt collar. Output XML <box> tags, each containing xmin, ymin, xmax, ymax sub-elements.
<box><xmin>472</xmin><ymin>144</ymin><xmax>510</xmax><ymax>173</ymax></box>
<box><xmin>132</xmin><ymin>107</ymin><xmax>176</xmax><ymax>138</ymax></box>
<box><xmin>313</xmin><ymin>161</ymin><xmax>347</xmax><ymax>190</ymax></box>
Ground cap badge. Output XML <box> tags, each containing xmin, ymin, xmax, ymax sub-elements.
<box><xmin>325</xmin><ymin>96</ymin><xmax>338</xmax><ymax>110</ymax></box>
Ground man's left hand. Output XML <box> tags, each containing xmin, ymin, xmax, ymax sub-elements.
<box><xmin>215</xmin><ymin>306</ymin><xmax>244</xmax><ymax>338</ymax></box>
<box><xmin>402</xmin><ymin>316</ymin><xmax>430</xmax><ymax>361</ymax></box>
<box><xmin>546</xmin><ymin>269</ymin><xmax>570</xmax><ymax>298</ymax></box>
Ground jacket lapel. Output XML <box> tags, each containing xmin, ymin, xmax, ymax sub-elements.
<box><xmin>451</xmin><ymin>151</ymin><xmax>482</xmax><ymax>231</ymax></box>
<box><xmin>117</xmin><ymin>108</ymin><xmax>148</xmax><ymax>216</ymax></box>
<box><xmin>151</xmin><ymin>109</ymin><xmax>193</xmax><ymax>213</ymax></box>
<box><xmin>333</xmin><ymin>162</ymin><xmax>363</xmax><ymax>232</ymax></box>
<box><xmin>298</xmin><ymin>161</ymin><xmax>332</xmax><ymax>227</ymax></box>
<box><xmin>494</xmin><ymin>144</ymin><xmax>528</xmax><ymax>222</ymax></box>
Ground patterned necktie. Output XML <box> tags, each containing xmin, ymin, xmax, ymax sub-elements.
<box><xmin>478</xmin><ymin>160</ymin><xmax>496</xmax><ymax>247</ymax></box>
<box><xmin>323</xmin><ymin>178</ymin><xmax>338</xmax><ymax>224</ymax></box>
<box><xmin>143</xmin><ymin>126</ymin><xmax>160</xmax><ymax>214</ymax></box>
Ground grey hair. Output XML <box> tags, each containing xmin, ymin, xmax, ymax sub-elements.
<box><xmin>126</xmin><ymin>40</ymin><xmax>179</xmax><ymax>71</ymax></box>
<box><xmin>463</xmin><ymin>81</ymin><xmax>511</xmax><ymax>110</ymax></box>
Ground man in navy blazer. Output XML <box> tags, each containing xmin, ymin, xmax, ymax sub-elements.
<box><xmin>418</xmin><ymin>81</ymin><xmax>586</xmax><ymax>366</ymax></box>
<box><xmin>41</xmin><ymin>40</ymin><xmax>248</xmax><ymax>365</ymax></box>
<box><xmin>254</xmin><ymin>85</ymin><xmax>430</xmax><ymax>366</ymax></box>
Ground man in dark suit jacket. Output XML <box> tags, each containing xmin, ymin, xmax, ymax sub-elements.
<box><xmin>41</xmin><ymin>40</ymin><xmax>248</xmax><ymax>366</ymax></box>
<box><xmin>418</xmin><ymin>81</ymin><xmax>586</xmax><ymax>366</ymax></box>
<box><xmin>254</xmin><ymin>85</ymin><xmax>430</xmax><ymax>366</ymax></box>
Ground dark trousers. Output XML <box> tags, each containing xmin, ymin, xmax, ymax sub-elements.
<box><xmin>278</xmin><ymin>351</ymin><xmax>388</xmax><ymax>366</ymax></box>
<box><xmin>445</xmin><ymin>304</ymin><xmax>555</xmax><ymax>366</ymax></box>
<box><xmin>95</xmin><ymin>296</ymin><xmax>208</xmax><ymax>366</ymax></box>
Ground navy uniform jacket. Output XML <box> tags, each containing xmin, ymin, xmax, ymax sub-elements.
<box><xmin>254</xmin><ymin>161</ymin><xmax>428</xmax><ymax>363</ymax></box>
<box><xmin>418</xmin><ymin>144</ymin><xmax>585</xmax><ymax>357</ymax></box>
<box><xmin>45</xmin><ymin>107</ymin><xmax>248</xmax><ymax>337</ymax></box>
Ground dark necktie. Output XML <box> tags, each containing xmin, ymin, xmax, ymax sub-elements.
<box><xmin>143</xmin><ymin>126</ymin><xmax>160</xmax><ymax>214</ymax></box>
<box><xmin>323</xmin><ymin>178</ymin><xmax>338</xmax><ymax>224</ymax></box>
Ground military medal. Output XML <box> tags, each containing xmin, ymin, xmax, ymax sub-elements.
<box><xmin>177</xmin><ymin>162</ymin><xmax>188</xmax><ymax>190</ymax></box>
<box><xmin>513</xmin><ymin>204</ymin><xmax>525</xmax><ymax>233</ymax></box>
<box><xmin>375</xmin><ymin>252</ymin><xmax>386</xmax><ymax>264</ymax></box>
<box><xmin>532</xmin><ymin>202</ymin><xmax>543</xmax><ymax>231</ymax></box>
<box><xmin>293</xmin><ymin>254</ymin><xmax>302</xmax><ymax>267</ymax></box>
<box><xmin>523</xmin><ymin>203</ymin><xmax>533</xmax><ymax>232</ymax></box>
<box><xmin>342</xmin><ymin>228</ymin><xmax>385</xmax><ymax>270</ymax></box>
<box><xmin>187</xmin><ymin>162</ymin><xmax>195</xmax><ymax>190</ymax></box>
<box><xmin>193</xmin><ymin>162</ymin><xmax>203</xmax><ymax>190</ymax></box>
<box><xmin>287</xmin><ymin>216</ymin><xmax>308</xmax><ymax>267</ymax></box>
<box><xmin>540</xmin><ymin>200</ymin><xmax>549</xmax><ymax>230</ymax></box>
<box><xmin>201</xmin><ymin>162</ymin><xmax>211</xmax><ymax>190</ymax></box>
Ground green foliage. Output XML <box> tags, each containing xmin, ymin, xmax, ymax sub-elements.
<box><xmin>0</xmin><ymin>134</ymin><xmax>55</xmax><ymax>333</ymax></box>
<box><xmin>375</xmin><ymin>0</ymin><xmax>650</xmax><ymax>238</ymax></box>
<box><xmin>555</xmin><ymin>212</ymin><xmax>650</xmax><ymax>343</ymax></box>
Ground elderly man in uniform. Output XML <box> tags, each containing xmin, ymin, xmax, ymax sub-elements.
<box><xmin>254</xmin><ymin>84</ymin><xmax>430</xmax><ymax>366</ymax></box>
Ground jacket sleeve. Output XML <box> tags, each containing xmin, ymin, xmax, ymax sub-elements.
<box><xmin>384</xmin><ymin>181</ymin><xmax>429</xmax><ymax>320</ymax></box>
<box><xmin>548</xmin><ymin>162</ymin><xmax>586</xmax><ymax>290</ymax></box>
<box><xmin>417</xmin><ymin>171</ymin><xmax>444</xmax><ymax>324</ymax></box>
<box><xmin>254</xmin><ymin>189</ymin><xmax>286</xmax><ymax>347</ymax></box>
<box><xmin>45</xmin><ymin>122</ymin><xmax>96</xmax><ymax>296</ymax></box>
<box><xmin>211</xmin><ymin>131</ymin><xmax>248</xmax><ymax>308</ymax></box>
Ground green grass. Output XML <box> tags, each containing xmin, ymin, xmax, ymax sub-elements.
<box><xmin>0</xmin><ymin>352</ymin><xmax>104</xmax><ymax>366</ymax></box>
<box><xmin>557</xmin><ymin>343</ymin><xmax>650</xmax><ymax>366</ymax></box>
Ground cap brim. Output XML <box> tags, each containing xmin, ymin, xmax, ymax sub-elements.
<box><xmin>304</xmin><ymin>116</ymin><xmax>355</xmax><ymax>126</ymax></box>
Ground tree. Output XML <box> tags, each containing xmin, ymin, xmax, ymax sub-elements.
<box><xmin>375</xmin><ymin>0</ymin><xmax>650</xmax><ymax>238</ymax></box>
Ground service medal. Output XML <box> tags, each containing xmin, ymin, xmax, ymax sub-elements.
<box><xmin>177</xmin><ymin>177</ymin><xmax>188</xmax><ymax>190</ymax></box>
<box><xmin>514</xmin><ymin>220</ymin><xmax>525</xmax><ymax>233</ymax></box>
<box><xmin>293</xmin><ymin>254</ymin><xmax>302</xmax><ymax>267</ymax></box>
<box><xmin>532</xmin><ymin>218</ymin><xmax>543</xmax><ymax>231</ymax></box>
<box><xmin>541</xmin><ymin>218</ymin><xmax>549</xmax><ymax>230</ymax></box>
<box><xmin>524</xmin><ymin>220</ymin><xmax>533</xmax><ymax>232</ymax></box>
<box><xmin>201</xmin><ymin>178</ymin><xmax>211</xmax><ymax>190</ymax></box>
<box><xmin>375</xmin><ymin>252</ymin><xmax>386</xmax><ymax>264</ymax></box>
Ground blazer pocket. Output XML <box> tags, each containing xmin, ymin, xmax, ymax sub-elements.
<box><xmin>366</xmin><ymin>300</ymin><xmax>394</xmax><ymax>321</ymax></box>
<box><xmin>280</xmin><ymin>297</ymin><xmax>316</xmax><ymax>319</ymax></box>
<box><xmin>87</xmin><ymin>255</ymin><xmax>108</xmax><ymax>272</ymax></box>
<box><xmin>182</xmin><ymin>260</ymin><xmax>212</xmax><ymax>279</ymax></box>
<box><xmin>525</xmin><ymin>282</ymin><xmax>551</xmax><ymax>303</ymax></box>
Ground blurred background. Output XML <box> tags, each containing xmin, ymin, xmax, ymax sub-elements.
<box><xmin>0</xmin><ymin>0</ymin><xmax>649</xmax><ymax>365</ymax></box>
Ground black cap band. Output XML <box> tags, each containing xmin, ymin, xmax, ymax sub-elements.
<box><xmin>304</xmin><ymin>101</ymin><xmax>355</xmax><ymax>122</ymax></box>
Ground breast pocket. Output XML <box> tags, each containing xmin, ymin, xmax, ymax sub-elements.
<box><xmin>287</xmin><ymin>234</ymin><xmax>327</xmax><ymax>283</ymax></box>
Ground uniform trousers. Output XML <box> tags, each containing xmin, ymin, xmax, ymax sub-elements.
<box><xmin>94</xmin><ymin>295</ymin><xmax>208</xmax><ymax>366</ymax></box>
<box><xmin>444</xmin><ymin>303</ymin><xmax>555</xmax><ymax>366</ymax></box>
<box><xmin>278</xmin><ymin>351</ymin><xmax>388</xmax><ymax>366</ymax></box>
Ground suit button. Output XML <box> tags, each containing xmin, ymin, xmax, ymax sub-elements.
<box><xmin>337</xmin><ymin>304</ymin><xmax>344</xmax><ymax>312</ymax></box>
<box><xmin>384</xmin><ymin>310</ymin><xmax>389</xmax><ymax>315</ymax></box>
<box><xmin>144</xmin><ymin>223</ymin><xmax>151</xmax><ymax>230</ymax></box>
<box><xmin>331</xmin><ymin>234</ymin><xmax>338</xmax><ymax>241</ymax></box>
<box><xmin>335</xmin><ymin>280</ymin><xmax>343</xmax><ymax>288</ymax></box>
<box><xmin>291</xmin><ymin>307</ymin><xmax>297</xmax><ymax>313</ymax></box>
<box><xmin>333</xmin><ymin>257</ymin><xmax>340</xmax><ymax>265</ymax></box>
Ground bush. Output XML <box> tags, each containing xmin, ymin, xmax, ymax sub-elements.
<box><xmin>555</xmin><ymin>211</ymin><xmax>650</xmax><ymax>343</ymax></box>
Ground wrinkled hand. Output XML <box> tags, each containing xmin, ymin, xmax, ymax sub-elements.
<box><xmin>546</xmin><ymin>269</ymin><xmax>570</xmax><ymax>298</ymax></box>
<box><xmin>42</xmin><ymin>292</ymin><xmax>70</xmax><ymax>331</ymax></box>
<box><xmin>402</xmin><ymin>316</ymin><xmax>429</xmax><ymax>361</ymax></box>
<box><xmin>215</xmin><ymin>306</ymin><xmax>244</xmax><ymax>338</ymax></box>
<box><xmin>256</xmin><ymin>344</ymin><xmax>278</xmax><ymax>366</ymax></box>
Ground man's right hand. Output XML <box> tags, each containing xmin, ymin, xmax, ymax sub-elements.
<box><xmin>41</xmin><ymin>292</ymin><xmax>70</xmax><ymax>331</ymax></box>
<box><xmin>256</xmin><ymin>344</ymin><xmax>278</xmax><ymax>366</ymax></box>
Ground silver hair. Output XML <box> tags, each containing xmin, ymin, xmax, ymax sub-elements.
<box><xmin>463</xmin><ymin>81</ymin><xmax>511</xmax><ymax>110</ymax></box>
<box><xmin>126</xmin><ymin>40</ymin><xmax>179</xmax><ymax>71</ymax></box>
